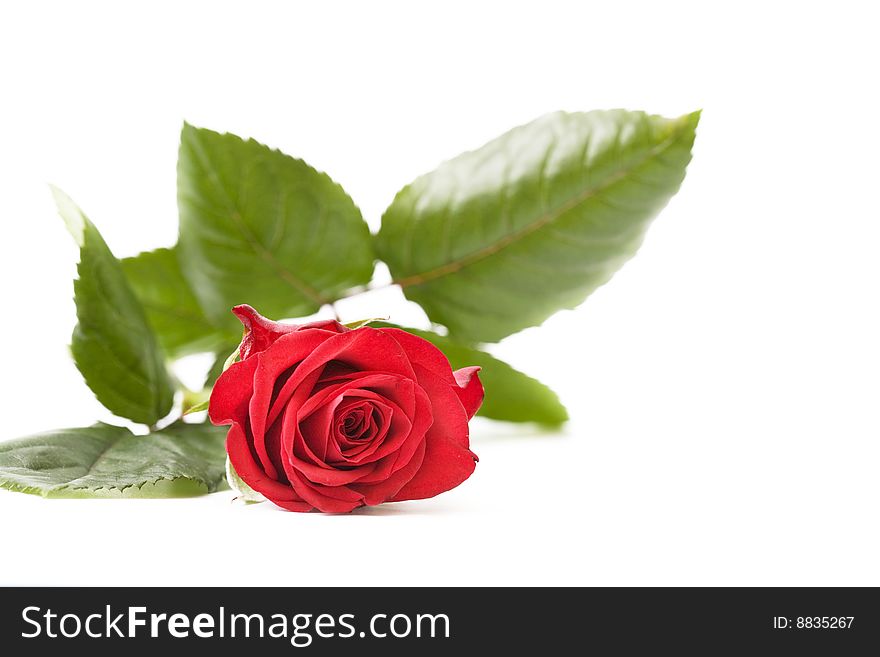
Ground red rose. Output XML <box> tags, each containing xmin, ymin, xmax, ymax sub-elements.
<box><xmin>209</xmin><ymin>305</ymin><xmax>483</xmax><ymax>512</ymax></box>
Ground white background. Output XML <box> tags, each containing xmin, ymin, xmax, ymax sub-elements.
<box><xmin>1</xmin><ymin>1</ymin><xmax>878</xmax><ymax>586</ymax></box>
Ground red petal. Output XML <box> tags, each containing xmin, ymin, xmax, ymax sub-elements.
<box><xmin>390</xmin><ymin>363</ymin><xmax>477</xmax><ymax>501</ymax></box>
<box><xmin>225</xmin><ymin>422</ymin><xmax>312</xmax><ymax>511</ymax></box>
<box><xmin>249</xmin><ymin>342</ymin><xmax>326</xmax><ymax>479</ymax></box>
<box><xmin>353</xmin><ymin>439</ymin><xmax>427</xmax><ymax>505</ymax></box>
<box><xmin>286</xmin><ymin>467</ymin><xmax>365</xmax><ymax>513</ymax></box>
<box><xmin>390</xmin><ymin>428</ymin><xmax>476</xmax><ymax>502</ymax></box>
<box><xmin>208</xmin><ymin>357</ymin><xmax>259</xmax><ymax>425</ymax></box>
<box><xmin>264</xmin><ymin>330</ymin><xmax>418</xmax><ymax>430</ymax></box>
<box><xmin>378</xmin><ymin>327</ymin><xmax>456</xmax><ymax>383</ymax></box>
<box><xmin>453</xmin><ymin>366</ymin><xmax>484</xmax><ymax>420</ymax></box>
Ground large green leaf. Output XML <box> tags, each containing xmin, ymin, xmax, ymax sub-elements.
<box><xmin>376</xmin><ymin>109</ymin><xmax>700</xmax><ymax>343</ymax></box>
<box><xmin>0</xmin><ymin>422</ymin><xmax>227</xmax><ymax>497</ymax></box>
<box><xmin>121</xmin><ymin>246</ymin><xmax>234</xmax><ymax>358</ymax></box>
<box><xmin>377</xmin><ymin>324</ymin><xmax>567</xmax><ymax>425</ymax></box>
<box><xmin>177</xmin><ymin>124</ymin><xmax>375</xmax><ymax>330</ymax></box>
<box><xmin>53</xmin><ymin>188</ymin><xmax>175</xmax><ymax>425</ymax></box>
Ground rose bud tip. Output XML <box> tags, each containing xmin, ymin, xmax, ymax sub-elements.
<box><xmin>231</xmin><ymin>304</ymin><xmax>261</xmax><ymax>328</ymax></box>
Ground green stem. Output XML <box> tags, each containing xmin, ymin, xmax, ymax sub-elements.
<box><xmin>181</xmin><ymin>387</ymin><xmax>211</xmax><ymax>412</ymax></box>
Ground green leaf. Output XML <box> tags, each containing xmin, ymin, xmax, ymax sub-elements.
<box><xmin>121</xmin><ymin>247</ymin><xmax>234</xmax><ymax>358</ymax></box>
<box><xmin>343</xmin><ymin>317</ymin><xmax>387</xmax><ymax>330</ymax></box>
<box><xmin>177</xmin><ymin>124</ymin><xmax>375</xmax><ymax>331</ymax></box>
<box><xmin>183</xmin><ymin>399</ymin><xmax>209</xmax><ymax>415</ymax></box>
<box><xmin>376</xmin><ymin>109</ymin><xmax>700</xmax><ymax>343</ymax></box>
<box><xmin>377</xmin><ymin>324</ymin><xmax>567</xmax><ymax>425</ymax></box>
<box><xmin>0</xmin><ymin>422</ymin><xmax>227</xmax><ymax>497</ymax></box>
<box><xmin>53</xmin><ymin>187</ymin><xmax>175</xmax><ymax>425</ymax></box>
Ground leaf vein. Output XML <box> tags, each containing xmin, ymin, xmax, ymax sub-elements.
<box><xmin>393</xmin><ymin>120</ymin><xmax>692</xmax><ymax>289</ymax></box>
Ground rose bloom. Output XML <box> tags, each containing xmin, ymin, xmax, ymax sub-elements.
<box><xmin>209</xmin><ymin>305</ymin><xmax>483</xmax><ymax>512</ymax></box>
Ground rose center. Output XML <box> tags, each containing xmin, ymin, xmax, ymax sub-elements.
<box><xmin>321</xmin><ymin>395</ymin><xmax>394</xmax><ymax>463</ymax></box>
<box><xmin>341</xmin><ymin>410</ymin><xmax>366</xmax><ymax>438</ymax></box>
<box><xmin>336</xmin><ymin>404</ymin><xmax>381</xmax><ymax>443</ymax></box>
